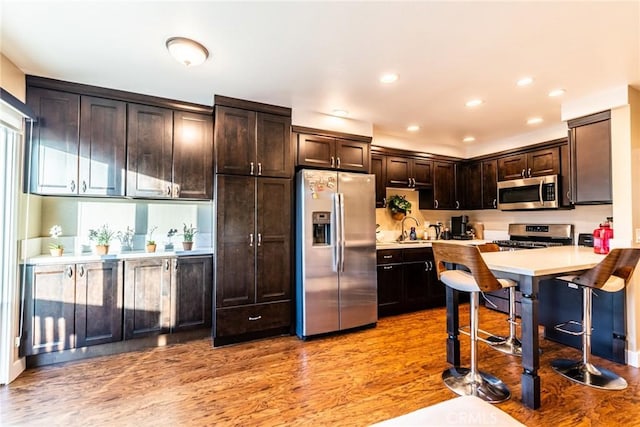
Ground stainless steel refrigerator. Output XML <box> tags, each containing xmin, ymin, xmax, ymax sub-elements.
<box><xmin>295</xmin><ymin>169</ymin><xmax>377</xmax><ymax>339</ymax></box>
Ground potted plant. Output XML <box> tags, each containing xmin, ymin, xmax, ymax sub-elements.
<box><xmin>388</xmin><ymin>194</ymin><xmax>411</xmax><ymax>220</ymax></box>
<box><xmin>116</xmin><ymin>226</ymin><xmax>135</xmax><ymax>252</ymax></box>
<box><xmin>182</xmin><ymin>223</ymin><xmax>197</xmax><ymax>250</ymax></box>
<box><xmin>48</xmin><ymin>225</ymin><xmax>64</xmax><ymax>256</ymax></box>
<box><xmin>146</xmin><ymin>225</ymin><xmax>158</xmax><ymax>253</ymax></box>
<box><xmin>88</xmin><ymin>224</ymin><xmax>115</xmax><ymax>255</ymax></box>
<box><xmin>164</xmin><ymin>228</ymin><xmax>178</xmax><ymax>251</ymax></box>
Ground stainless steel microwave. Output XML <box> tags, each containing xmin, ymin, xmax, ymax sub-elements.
<box><xmin>497</xmin><ymin>174</ymin><xmax>559</xmax><ymax>210</ymax></box>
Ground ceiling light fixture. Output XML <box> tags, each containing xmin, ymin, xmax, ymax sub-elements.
<box><xmin>517</xmin><ymin>77</ymin><xmax>534</xmax><ymax>86</ymax></box>
<box><xmin>527</xmin><ymin>117</ymin><xmax>543</xmax><ymax>125</ymax></box>
<box><xmin>332</xmin><ymin>109</ymin><xmax>349</xmax><ymax>117</ymax></box>
<box><xmin>465</xmin><ymin>99</ymin><xmax>484</xmax><ymax>108</ymax></box>
<box><xmin>166</xmin><ymin>37</ymin><xmax>209</xmax><ymax>67</ymax></box>
<box><xmin>463</xmin><ymin>136</ymin><xmax>476</xmax><ymax>143</ymax></box>
<box><xmin>407</xmin><ymin>125</ymin><xmax>420</xmax><ymax>132</ymax></box>
<box><xmin>380</xmin><ymin>73</ymin><xmax>399</xmax><ymax>84</ymax></box>
<box><xmin>548</xmin><ymin>88</ymin><xmax>566</xmax><ymax>97</ymax></box>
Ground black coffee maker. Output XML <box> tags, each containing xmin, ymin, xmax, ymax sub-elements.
<box><xmin>450</xmin><ymin>215</ymin><xmax>471</xmax><ymax>239</ymax></box>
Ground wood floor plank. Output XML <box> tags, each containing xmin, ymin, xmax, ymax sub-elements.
<box><xmin>2</xmin><ymin>305</ymin><xmax>640</xmax><ymax>426</ymax></box>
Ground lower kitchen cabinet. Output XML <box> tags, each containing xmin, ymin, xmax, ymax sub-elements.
<box><xmin>173</xmin><ymin>256</ymin><xmax>213</xmax><ymax>332</ymax></box>
<box><xmin>376</xmin><ymin>247</ymin><xmax>444</xmax><ymax>317</ymax></box>
<box><xmin>22</xmin><ymin>261</ymin><xmax>123</xmax><ymax>356</ymax></box>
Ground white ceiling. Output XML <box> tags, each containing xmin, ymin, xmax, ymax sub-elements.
<box><xmin>2</xmin><ymin>1</ymin><xmax>639</xmax><ymax>156</ymax></box>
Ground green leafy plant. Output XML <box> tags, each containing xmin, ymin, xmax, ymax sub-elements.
<box><xmin>388</xmin><ymin>194</ymin><xmax>411</xmax><ymax>214</ymax></box>
<box><xmin>88</xmin><ymin>224</ymin><xmax>115</xmax><ymax>246</ymax></box>
<box><xmin>182</xmin><ymin>223</ymin><xmax>197</xmax><ymax>242</ymax></box>
<box><xmin>49</xmin><ymin>225</ymin><xmax>64</xmax><ymax>250</ymax></box>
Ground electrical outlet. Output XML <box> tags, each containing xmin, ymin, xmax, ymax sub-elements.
<box><xmin>636</xmin><ymin>228</ymin><xmax>640</xmax><ymax>244</ymax></box>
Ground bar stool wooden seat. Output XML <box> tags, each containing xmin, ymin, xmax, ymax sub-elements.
<box><xmin>432</xmin><ymin>242</ymin><xmax>512</xmax><ymax>403</ymax></box>
<box><xmin>551</xmin><ymin>248</ymin><xmax>640</xmax><ymax>390</ymax></box>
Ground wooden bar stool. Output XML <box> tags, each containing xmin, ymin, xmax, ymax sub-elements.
<box><xmin>551</xmin><ymin>248</ymin><xmax>640</xmax><ymax>390</ymax></box>
<box><xmin>432</xmin><ymin>242</ymin><xmax>512</xmax><ymax>403</ymax></box>
<box><xmin>476</xmin><ymin>243</ymin><xmax>522</xmax><ymax>357</ymax></box>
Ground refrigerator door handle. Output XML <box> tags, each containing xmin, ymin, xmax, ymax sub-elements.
<box><xmin>333</xmin><ymin>192</ymin><xmax>340</xmax><ymax>272</ymax></box>
<box><xmin>339</xmin><ymin>192</ymin><xmax>346</xmax><ymax>272</ymax></box>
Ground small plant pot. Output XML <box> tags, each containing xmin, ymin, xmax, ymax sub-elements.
<box><xmin>50</xmin><ymin>248</ymin><xmax>64</xmax><ymax>257</ymax></box>
<box><xmin>95</xmin><ymin>245</ymin><xmax>109</xmax><ymax>255</ymax></box>
<box><xmin>146</xmin><ymin>244</ymin><xmax>157</xmax><ymax>253</ymax></box>
<box><xmin>182</xmin><ymin>242</ymin><xmax>193</xmax><ymax>251</ymax></box>
<box><xmin>391</xmin><ymin>211</ymin><xmax>406</xmax><ymax>221</ymax></box>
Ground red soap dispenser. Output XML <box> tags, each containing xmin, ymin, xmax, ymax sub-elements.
<box><xmin>593</xmin><ymin>219</ymin><xmax>614</xmax><ymax>254</ymax></box>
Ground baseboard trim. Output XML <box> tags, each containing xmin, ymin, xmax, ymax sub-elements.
<box><xmin>626</xmin><ymin>349</ymin><xmax>640</xmax><ymax>367</ymax></box>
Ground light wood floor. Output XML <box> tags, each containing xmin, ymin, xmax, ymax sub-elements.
<box><xmin>2</xmin><ymin>305</ymin><xmax>640</xmax><ymax>426</ymax></box>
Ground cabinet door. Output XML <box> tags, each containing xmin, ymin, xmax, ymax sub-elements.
<box><xmin>482</xmin><ymin>160</ymin><xmax>498</xmax><ymax>209</ymax></box>
<box><xmin>377</xmin><ymin>264</ymin><xmax>403</xmax><ymax>317</ymax></box>
<box><xmin>461</xmin><ymin>162</ymin><xmax>482</xmax><ymax>210</ymax></box>
<box><xmin>413</xmin><ymin>159</ymin><xmax>433</xmax><ymax>188</ymax></box>
<box><xmin>560</xmin><ymin>142</ymin><xmax>572</xmax><ymax>207</ymax></box>
<box><xmin>528</xmin><ymin>147</ymin><xmax>559</xmax><ymax>177</ymax></box>
<box><xmin>75</xmin><ymin>261</ymin><xmax>123</xmax><ymax>347</ymax></box>
<box><xmin>297</xmin><ymin>134</ymin><xmax>335</xmax><ymax>169</ymax></box>
<box><xmin>24</xmin><ymin>265</ymin><xmax>76</xmax><ymax>355</ymax></box>
<box><xmin>433</xmin><ymin>161</ymin><xmax>457</xmax><ymax>209</ymax></box>
<box><xmin>257</xmin><ymin>113</ymin><xmax>292</xmax><ymax>178</ymax></box>
<box><xmin>173</xmin><ymin>256</ymin><xmax>213</xmax><ymax>331</ymax></box>
<box><xmin>424</xmin><ymin>250</ymin><xmax>445</xmax><ymax>307</ymax></box>
<box><xmin>256</xmin><ymin>178</ymin><xmax>292</xmax><ymax>303</ymax></box>
<box><xmin>371</xmin><ymin>153</ymin><xmax>387</xmax><ymax>207</ymax></box>
<box><xmin>403</xmin><ymin>262</ymin><xmax>430</xmax><ymax>311</ymax></box>
<box><xmin>124</xmin><ymin>258</ymin><xmax>172</xmax><ymax>339</ymax></box>
<box><xmin>173</xmin><ymin>112</ymin><xmax>213</xmax><ymax>199</ymax></box>
<box><xmin>386</xmin><ymin>156</ymin><xmax>411</xmax><ymax>187</ymax></box>
<box><xmin>498</xmin><ymin>154</ymin><xmax>527</xmax><ymax>181</ymax></box>
<box><xmin>79</xmin><ymin>96</ymin><xmax>126</xmax><ymax>196</ymax></box>
<box><xmin>335</xmin><ymin>139</ymin><xmax>370</xmax><ymax>172</ymax></box>
<box><xmin>571</xmin><ymin>119</ymin><xmax>612</xmax><ymax>204</ymax></box>
<box><xmin>127</xmin><ymin>103</ymin><xmax>173</xmax><ymax>197</ymax></box>
<box><xmin>215</xmin><ymin>106</ymin><xmax>257</xmax><ymax>175</ymax></box>
<box><xmin>216</xmin><ymin>175</ymin><xmax>256</xmax><ymax>307</ymax></box>
<box><xmin>26</xmin><ymin>87</ymin><xmax>79</xmax><ymax>195</ymax></box>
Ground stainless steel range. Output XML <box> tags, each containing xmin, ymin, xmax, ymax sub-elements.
<box><xmin>493</xmin><ymin>223</ymin><xmax>574</xmax><ymax>250</ymax></box>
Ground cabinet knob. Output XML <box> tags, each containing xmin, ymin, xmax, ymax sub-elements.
<box><xmin>250</xmin><ymin>162</ymin><xmax>255</xmax><ymax>175</ymax></box>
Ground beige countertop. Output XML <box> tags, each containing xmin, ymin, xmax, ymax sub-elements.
<box><xmin>376</xmin><ymin>239</ymin><xmax>488</xmax><ymax>250</ymax></box>
<box><xmin>24</xmin><ymin>247</ymin><xmax>214</xmax><ymax>265</ymax></box>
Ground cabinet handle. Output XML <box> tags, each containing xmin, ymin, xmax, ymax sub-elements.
<box><xmin>493</xmin><ymin>198</ymin><xmax>497</xmax><ymax>209</ymax></box>
<box><xmin>167</xmin><ymin>185</ymin><xmax>172</xmax><ymax>196</ymax></box>
<box><xmin>248</xmin><ymin>315</ymin><xmax>262</xmax><ymax>321</ymax></box>
<box><xmin>434</xmin><ymin>199</ymin><xmax>439</xmax><ymax>209</ymax></box>
<box><xmin>165</xmin><ymin>260</ymin><xmax>170</xmax><ymax>270</ymax></box>
<box><xmin>66</xmin><ymin>266</ymin><xmax>73</xmax><ymax>278</ymax></box>
<box><xmin>566</xmin><ymin>190</ymin><xmax>572</xmax><ymax>203</ymax></box>
<box><xmin>174</xmin><ymin>184</ymin><xmax>180</xmax><ymax>198</ymax></box>
<box><xmin>250</xmin><ymin>162</ymin><xmax>255</xmax><ymax>175</ymax></box>
<box><xmin>521</xmin><ymin>169</ymin><xmax>525</xmax><ymax>178</ymax></box>
<box><xmin>383</xmin><ymin>266</ymin><xmax>393</xmax><ymax>270</ymax></box>
<box><xmin>258</xmin><ymin>162</ymin><xmax>262</xmax><ymax>176</ymax></box>
<box><xmin>527</xmin><ymin>168</ymin><xmax>531</xmax><ymax>177</ymax></box>
<box><xmin>337</xmin><ymin>157</ymin><xmax>341</xmax><ymax>168</ymax></box>
<box><xmin>249</xmin><ymin>233</ymin><xmax>254</xmax><ymax>247</ymax></box>
<box><xmin>407</xmin><ymin>178</ymin><xmax>412</xmax><ymax>187</ymax></box>
<box><xmin>382</xmin><ymin>197</ymin><xmax>386</xmax><ymax>208</ymax></box>
<box><xmin>425</xmin><ymin>261</ymin><xmax>429</xmax><ymax>272</ymax></box>
<box><xmin>383</xmin><ymin>255</ymin><xmax>393</xmax><ymax>259</ymax></box>
<box><xmin>455</xmin><ymin>200</ymin><xmax>460</xmax><ymax>209</ymax></box>
<box><xmin>81</xmin><ymin>180</ymin><xmax>87</xmax><ymax>193</ymax></box>
<box><xmin>257</xmin><ymin>233</ymin><xmax>262</xmax><ymax>247</ymax></box>
<box><xmin>70</xmin><ymin>180</ymin><xmax>76</xmax><ymax>192</ymax></box>
<box><xmin>331</xmin><ymin>156</ymin><xmax>335</xmax><ymax>168</ymax></box>
<box><xmin>78</xmin><ymin>265</ymin><xmax>84</xmax><ymax>277</ymax></box>
<box><xmin>429</xmin><ymin>260</ymin><xmax>434</xmax><ymax>270</ymax></box>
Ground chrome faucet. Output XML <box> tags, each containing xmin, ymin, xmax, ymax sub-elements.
<box><xmin>399</xmin><ymin>215</ymin><xmax>420</xmax><ymax>241</ymax></box>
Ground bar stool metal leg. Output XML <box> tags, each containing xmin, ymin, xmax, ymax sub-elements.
<box><xmin>442</xmin><ymin>292</ymin><xmax>511</xmax><ymax>403</ymax></box>
<box><xmin>486</xmin><ymin>286</ymin><xmax>522</xmax><ymax>356</ymax></box>
<box><xmin>551</xmin><ymin>287</ymin><xmax>627</xmax><ymax>390</ymax></box>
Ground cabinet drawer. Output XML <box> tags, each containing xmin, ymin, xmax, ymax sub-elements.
<box><xmin>402</xmin><ymin>247</ymin><xmax>433</xmax><ymax>263</ymax></box>
<box><xmin>377</xmin><ymin>249</ymin><xmax>402</xmax><ymax>264</ymax></box>
<box><xmin>216</xmin><ymin>301</ymin><xmax>290</xmax><ymax>337</ymax></box>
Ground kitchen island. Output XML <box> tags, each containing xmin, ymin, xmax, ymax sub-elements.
<box><xmin>445</xmin><ymin>245</ymin><xmax>606</xmax><ymax>409</ymax></box>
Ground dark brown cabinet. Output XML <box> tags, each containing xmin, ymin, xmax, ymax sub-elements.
<box><xmin>297</xmin><ymin>133</ymin><xmax>370</xmax><ymax>172</ymax></box>
<box><xmin>22</xmin><ymin>261</ymin><xmax>123</xmax><ymax>355</ymax></box>
<box><xmin>173</xmin><ymin>112</ymin><xmax>214</xmax><ymax>200</ymax></box>
<box><xmin>432</xmin><ymin>161</ymin><xmax>458</xmax><ymax>209</ymax></box>
<box><xmin>386</xmin><ymin>156</ymin><xmax>432</xmax><ymax>188</ymax></box>
<box><xmin>568</xmin><ymin>111</ymin><xmax>612</xmax><ymax>204</ymax></box>
<box><xmin>497</xmin><ymin>147</ymin><xmax>560</xmax><ymax>181</ymax></box>
<box><xmin>457</xmin><ymin>162</ymin><xmax>481</xmax><ymax>210</ymax></box>
<box><xmin>215</xmin><ymin>175</ymin><xmax>292</xmax><ymax>343</ymax></box>
<box><xmin>371</xmin><ymin>153</ymin><xmax>387</xmax><ymax>207</ymax></box>
<box><xmin>482</xmin><ymin>160</ymin><xmax>498</xmax><ymax>209</ymax></box>
<box><xmin>173</xmin><ymin>256</ymin><xmax>213</xmax><ymax>332</ymax></box>
<box><xmin>26</xmin><ymin>88</ymin><xmax>126</xmax><ymax>196</ymax></box>
<box><xmin>376</xmin><ymin>247</ymin><xmax>443</xmax><ymax>317</ymax></box>
<box><xmin>215</xmin><ymin>105</ymin><xmax>292</xmax><ymax>178</ymax></box>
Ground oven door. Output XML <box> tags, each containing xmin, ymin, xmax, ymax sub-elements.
<box><xmin>497</xmin><ymin>175</ymin><xmax>558</xmax><ymax>210</ymax></box>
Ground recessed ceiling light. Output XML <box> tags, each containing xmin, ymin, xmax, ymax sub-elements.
<box><xmin>407</xmin><ymin>125</ymin><xmax>420</xmax><ymax>132</ymax></box>
<box><xmin>332</xmin><ymin>109</ymin><xmax>349</xmax><ymax>117</ymax></box>
<box><xmin>380</xmin><ymin>73</ymin><xmax>399</xmax><ymax>84</ymax></box>
<box><xmin>166</xmin><ymin>37</ymin><xmax>209</xmax><ymax>67</ymax></box>
<box><xmin>548</xmin><ymin>88</ymin><xmax>566</xmax><ymax>97</ymax></box>
<box><xmin>527</xmin><ymin>117</ymin><xmax>543</xmax><ymax>125</ymax></box>
<box><xmin>463</xmin><ymin>136</ymin><xmax>476</xmax><ymax>143</ymax></box>
<box><xmin>517</xmin><ymin>77</ymin><xmax>534</xmax><ymax>86</ymax></box>
<box><xmin>465</xmin><ymin>99</ymin><xmax>484</xmax><ymax>108</ymax></box>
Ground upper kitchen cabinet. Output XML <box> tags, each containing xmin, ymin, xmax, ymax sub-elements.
<box><xmin>295</xmin><ymin>127</ymin><xmax>371</xmax><ymax>173</ymax></box>
<box><xmin>497</xmin><ymin>147</ymin><xmax>560</xmax><ymax>181</ymax></box>
<box><xmin>482</xmin><ymin>159</ymin><xmax>498</xmax><ymax>209</ymax></box>
<box><xmin>568</xmin><ymin>111</ymin><xmax>612</xmax><ymax>204</ymax></box>
<box><xmin>371</xmin><ymin>153</ymin><xmax>387</xmax><ymax>207</ymax></box>
<box><xmin>432</xmin><ymin>161</ymin><xmax>458</xmax><ymax>209</ymax></box>
<box><xmin>173</xmin><ymin>112</ymin><xmax>214</xmax><ymax>199</ymax></box>
<box><xmin>458</xmin><ymin>161</ymin><xmax>482</xmax><ymax>210</ymax></box>
<box><xmin>386</xmin><ymin>156</ymin><xmax>432</xmax><ymax>188</ymax></box>
<box><xmin>25</xmin><ymin>87</ymin><xmax>126</xmax><ymax>196</ymax></box>
<box><xmin>215</xmin><ymin>96</ymin><xmax>293</xmax><ymax>178</ymax></box>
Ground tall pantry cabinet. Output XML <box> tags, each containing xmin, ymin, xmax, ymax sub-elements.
<box><xmin>213</xmin><ymin>95</ymin><xmax>293</xmax><ymax>346</ymax></box>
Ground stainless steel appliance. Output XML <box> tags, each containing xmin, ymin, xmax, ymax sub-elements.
<box><xmin>451</xmin><ymin>215</ymin><xmax>472</xmax><ymax>240</ymax></box>
<box><xmin>497</xmin><ymin>174</ymin><xmax>559</xmax><ymax>210</ymax></box>
<box><xmin>295</xmin><ymin>169</ymin><xmax>377</xmax><ymax>339</ymax></box>
<box><xmin>493</xmin><ymin>223</ymin><xmax>573</xmax><ymax>250</ymax></box>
